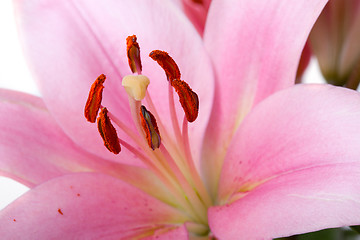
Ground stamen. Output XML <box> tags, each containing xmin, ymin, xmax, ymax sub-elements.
<box><xmin>149</xmin><ymin>50</ymin><xmax>181</xmax><ymax>82</ymax></box>
<box><xmin>126</xmin><ymin>35</ymin><xmax>142</xmax><ymax>74</ymax></box>
<box><xmin>84</xmin><ymin>74</ymin><xmax>106</xmax><ymax>123</ymax></box>
<box><xmin>122</xmin><ymin>75</ymin><xmax>150</xmax><ymax>101</ymax></box>
<box><xmin>140</xmin><ymin>105</ymin><xmax>161</xmax><ymax>150</ymax></box>
<box><xmin>171</xmin><ymin>79</ymin><xmax>199</xmax><ymax>122</ymax></box>
<box><xmin>97</xmin><ymin>107</ymin><xmax>121</xmax><ymax>154</ymax></box>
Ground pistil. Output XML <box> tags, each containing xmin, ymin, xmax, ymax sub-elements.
<box><xmin>122</xmin><ymin>75</ymin><xmax>150</xmax><ymax>101</ymax></box>
<box><xmin>121</xmin><ymin>76</ymin><xmax>208</xmax><ymax>222</ymax></box>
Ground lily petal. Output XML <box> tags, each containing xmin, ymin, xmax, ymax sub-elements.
<box><xmin>0</xmin><ymin>89</ymin><xmax>178</xmax><ymax>205</ymax></box>
<box><xmin>201</xmin><ymin>0</ymin><xmax>328</xmax><ymax>198</ymax></box>
<box><xmin>14</xmin><ymin>0</ymin><xmax>214</xmax><ymax>162</ymax></box>
<box><xmin>218</xmin><ymin>84</ymin><xmax>360</xmax><ymax>202</ymax></box>
<box><xmin>143</xmin><ymin>225</ymin><xmax>188</xmax><ymax>240</ymax></box>
<box><xmin>181</xmin><ymin>0</ymin><xmax>211</xmax><ymax>35</ymax></box>
<box><xmin>0</xmin><ymin>88</ymin><xmax>110</xmax><ymax>186</ymax></box>
<box><xmin>210</xmin><ymin>163</ymin><xmax>360</xmax><ymax>239</ymax></box>
<box><xmin>0</xmin><ymin>173</ymin><xmax>187</xmax><ymax>239</ymax></box>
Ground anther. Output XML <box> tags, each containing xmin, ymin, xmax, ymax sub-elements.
<box><xmin>140</xmin><ymin>105</ymin><xmax>161</xmax><ymax>150</ymax></box>
<box><xmin>171</xmin><ymin>79</ymin><xmax>199</xmax><ymax>122</ymax></box>
<box><xmin>84</xmin><ymin>74</ymin><xmax>106</xmax><ymax>123</ymax></box>
<box><xmin>149</xmin><ymin>50</ymin><xmax>181</xmax><ymax>83</ymax></box>
<box><xmin>122</xmin><ymin>75</ymin><xmax>150</xmax><ymax>101</ymax></box>
<box><xmin>97</xmin><ymin>107</ymin><xmax>121</xmax><ymax>154</ymax></box>
<box><xmin>126</xmin><ymin>35</ymin><xmax>142</xmax><ymax>74</ymax></box>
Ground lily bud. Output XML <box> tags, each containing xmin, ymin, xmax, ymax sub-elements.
<box><xmin>309</xmin><ymin>0</ymin><xmax>360</xmax><ymax>89</ymax></box>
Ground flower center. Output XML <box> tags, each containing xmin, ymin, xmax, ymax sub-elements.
<box><xmin>84</xmin><ymin>35</ymin><xmax>213</xmax><ymax>236</ymax></box>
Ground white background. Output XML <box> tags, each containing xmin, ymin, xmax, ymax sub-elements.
<box><xmin>0</xmin><ymin>0</ymin><xmax>324</xmax><ymax>210</ymax></box>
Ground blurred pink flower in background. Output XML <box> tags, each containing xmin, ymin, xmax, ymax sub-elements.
<box><xmin>1</xmin><ymin>0</ymin><xmax>360</xmax><ymax>239</ymax></box>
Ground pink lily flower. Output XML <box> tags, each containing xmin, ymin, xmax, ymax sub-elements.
<box><xmin>2</xmin><ymin>0</ymin><xmax>360</xmax><ymax>239</ymax></box>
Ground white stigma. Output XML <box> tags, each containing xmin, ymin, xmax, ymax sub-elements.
<box><xmin>122</xmin><ymin>74</ymin><xmax>150</xmax><ymax>101</ymax></box>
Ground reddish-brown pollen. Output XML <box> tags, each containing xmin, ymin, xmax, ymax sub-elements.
<box><xmin>140</xmin><ymin>105</ymin><xmax>161</xmax><ymax>150</ymax></box>
<box><xmin>84</xmin><ymin>74</ymin><xmax>106</xmax><ymax>123</ymax></box>
<box><xmin>171</xmin><ymin>79</ymin><xmax>199</xmax><ymax>122</ymax></box>
<box><xmin>97</xmin><ymin>107</ymin><xmax>121</xmax><ymax>154</ymax></box>
<box><xmin>149</xmin><ymin>50</ymin><xmax>181</xmax><ymax>83</ymax></box>
<box><xmin>126</xmin><ymin>35</ymin><xmax>142</xmax><ymax>73</ymax></box>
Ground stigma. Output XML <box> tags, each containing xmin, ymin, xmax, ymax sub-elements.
<box><xmin>122</xmin><ymin>75</ymin><xmax>150</xmax><ymax>101</ymax></box>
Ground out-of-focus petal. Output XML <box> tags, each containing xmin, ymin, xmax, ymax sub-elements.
<box><xmin>201</xmin><ymin>0</ymin><xmax>328</xmax><ymax>198</ymax></box>
<box><xmin>209</xmin><ymin>163</ymin><xmax>360</xmax><ymax>239</ymax></box>
<box><xmin>14</xmin><ymin>0</ymin><xmax>214</xmax><ymax>163</ymax></box>
<box><xmin>0</xmin><ymin>173</ymin><xmax>187</xmax><ymax>239</ymax></box>
<box><xmin>219</xmin><ymin>84</ymin><xmax>360</xmax><ymax>203</ymax></box>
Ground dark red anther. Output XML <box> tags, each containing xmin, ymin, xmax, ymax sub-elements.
<box><xmin>149</xmin><ymin>50</ymin><xmax>181</xmax><ymax>83</ymax></box>
<box><xmin>84</xmin><ymin>74</ymin><xmax>106</xmax><ymax>123</ymax></box>
<box><xmin>171</xmin><ymin>79</ymin><xmax>199</xmax><ymax>122</ymax></box>
<box><xmin>126</xmin><ymin>35</ymin><xmax>142</xmax><ymax>73</ymax></box>
<box><xmin>97</xmin><ymin>108</ymin><xmax>121</xmax><ymax>154</ymax></box>
<box><xmin>140</xmin><ymin>105</ymin><xmax>161</xmax><ymax>150</ymax></box>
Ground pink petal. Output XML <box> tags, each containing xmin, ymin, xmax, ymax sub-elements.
<box><xmin>0</xmin><ymin>88</ymin><xmax>111</xmax><ymax>186</ymax></box>
<box><xmin>0</xmin><ymin>173</ymin><xmax>188</xmax><ymax>239</ymax></box>
<box><xmin>219</xmin><ymin>84</ymin><xmax>360</xmax><ymax>203</ymax></box>
<box><xmin>14</xmin><ymin>0</ymin><xmax>214</xmax><ymax>162</ymax></box>
<box><xmin>143</xmin><ymin>225</ymin><xmax>188</xmax><ymax>240</ymax></box>
<box><xmin>0</xmin><ymin>89</ymin><xmax>177</xmax><ymax>204</ymax></box>
<box><xmin>181</xmin><ymin>0</ymin><xmax>210</xmax><ymax>35</ymax></box>
<box><xmin>201</xmin><ymin>0</ymin><xmax>328</xmax><ymax>197</ymax></box>
<box><xmin>209</xmin><ymin>163</ymin><xmax>360</xmax><ymax>239</ymax></box>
